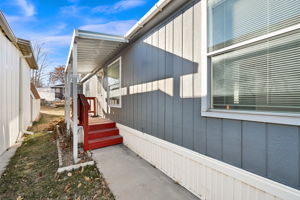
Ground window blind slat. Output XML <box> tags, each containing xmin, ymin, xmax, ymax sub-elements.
<box><xmin>212</xmin><ymin>30</ymin><xmax>300</xmax><ymax>113</ymax></box>
<box><xmin>208</xmin><ymin>0</ymin><xmax>300</xmax><ymax>52</ymax></box>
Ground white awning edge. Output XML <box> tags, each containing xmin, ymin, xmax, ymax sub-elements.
<box><xmin>65</xmin><ymin>29</ymin><xmax>128</xmax><ymax>74</ymax></box>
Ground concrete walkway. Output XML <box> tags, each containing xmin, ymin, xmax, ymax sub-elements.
<box><xmin>92</xmin><ymin>145</ymin><xmax>199</xmax><ymax>200</ymax></box>
<box><xmin>0</xmin><ymin>142</ymin><xmax>21</xmax><ymax>176</ymax></box>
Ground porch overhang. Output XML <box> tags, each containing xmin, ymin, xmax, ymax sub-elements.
<box><xmin>64</xmin><ymin>29</ymin><xmax>128</xmax><ymax>162</ymax></box>
<box><xmin>65</xmin><ymin>29</ymin><xmax>128</xmax><ymax>81</ymax></box>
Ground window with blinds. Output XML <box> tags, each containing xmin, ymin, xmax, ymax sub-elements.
<box><xmin>208</xmin><ymin>0</ymin><xmax>300</xmax><ymax>113</ymax></box>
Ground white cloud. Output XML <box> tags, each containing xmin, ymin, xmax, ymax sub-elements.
<box><xmin>59</xmin><ymin>5</ymin><xmax>87</xmax><ymax>17</ymax></box>
<box><xmin>39</xmin><ymin>35</ymin><xmax>72</xmax><ymax>47</ymax></box>
<box><xmin>15</xmin><ymin>0</ymin><xmax>35</xmax><ymax>17</ymax></box>
<box><xmin>92</xmin><ymin>0</ymin><xmax>146</xmax><ymax>14</ymax></box>
<box><xmin>79</xmin><ymin>20</ymin><xmax>137</xmax><ymax>35</ymax></box>
<box><xmin>114</xmin><ymin>0</ymin><xmax>146</xmax><ymax>10</ymax></box>
<box><xmin>10</xmin><ymin>22</ymin><xmax>71</xmax><ymax>49</ymax></box>
<box><xmin>5</xmin><ymin>14</ymin><xmax>35</xmax><ymax>24</ymax></box>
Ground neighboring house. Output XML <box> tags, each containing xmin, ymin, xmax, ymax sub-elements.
<box><xmin>37</xmin><ymin>84</ymin><xmax>65</xmax><ymax>102</ymax></box>
<box><xmin>51</xmin><ymin>83</ymin><xmax>65</xmax><ymax>100</ymax></box>
<box><xmin>65</xmin><ymin>0</ymin><xmax>300</xmax><ymax>199</ymax></box>
<box><xmin>37</xmin><ymin>87</ymin><xmax>55</xmax><ymax>102</ymax></box>
<box><xmin>0</xmin><ymin>11</ymin><xmax>39</xmax><ymax>155</ymax></box>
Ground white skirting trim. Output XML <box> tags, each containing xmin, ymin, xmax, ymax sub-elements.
<box><xmin>117</xmin><ymin>123</ymin><xmax>300</xmax><ymax>200</ymax></box>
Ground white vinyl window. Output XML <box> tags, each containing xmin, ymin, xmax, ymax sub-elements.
<box><xmin>107</xmin><ymin>57</ymin><xmax>122</xmax><ymax>108</ymax></box>
<box><xmin>201</xmin><ymin>0</ymin><xmax>300</xmax><ymax>125</ymax></box>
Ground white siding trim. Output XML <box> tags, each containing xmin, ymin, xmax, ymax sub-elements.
<box><xmin>117</xmin><ymin>123</ymin><xmax>300</xmax><ymax>200</ymax></box>
<box><xmin>202</xmin><ymin>110</ymin><xmax>300</xmax><ymax>126</ymax></box>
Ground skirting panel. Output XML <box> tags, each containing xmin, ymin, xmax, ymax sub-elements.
<box><xmin>117</xmin><ymin>123</ymin><xmax>300</xmax><ymax>200</ymax></box>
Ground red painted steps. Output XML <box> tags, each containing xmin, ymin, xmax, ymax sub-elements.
<box><xmin>88</xmin><ymin>135</ymin><xmax>123</xmax><ymax>150</ymax></box>
<box><xmin>87</xmin><ymin>121</ymin><xmax>122</xmax><ymax>150</ymax></box>
<box><xmin>88</xmin><ymin>128</ymin><xmax>119</xmax><ymax>140</ymax></box>
<box><xmin>89</xmin><ymin>122</ymin><xmax>116</xmax><ymax>131</ymax></box>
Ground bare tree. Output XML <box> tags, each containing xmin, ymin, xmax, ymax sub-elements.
<box><xmin>49</xmin><ymin>65</ymin><xmax>65</xmax><ymax>85</ymax></box>
<box><xmin>31</xmin><ymin>41</ymin><xmax>50</xmax><ymax>87</ymax></box>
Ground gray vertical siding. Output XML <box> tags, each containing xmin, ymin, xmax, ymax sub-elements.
<box><xmin>104</xmin><ymin>0</ymin><xmax>300</xmax><ymax>189</ymax></box>
<box><xmin>242</xmin><ymin>122</ymin><xmax>267</xmax><ymax>176</ymax></box>
<box><xmin>158</xmin><ymin>25</ymin><xmax>166</xmax><ymax>140</ymax></box>
<box><xmin>164</xmin><ymin>18</ymin><xmax>174</xmax><ymax>143</ymax></box>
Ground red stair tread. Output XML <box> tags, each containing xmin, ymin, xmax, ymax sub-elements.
<box><xmin>88</xmin><ymin>135</ymin><xmax>123</xmax><ymax>150</ymax></box>
<box><xmin>89</xmin><ymin>128</ymin><xmax>119</xmax><ymax>134</ymax></box>
<box><xmin>89</xmin><ymin>122</ymin><xmax>116</xmax><ymax>131</ymax></box>
<box><xmin>88</xmin><ymin>128</ymin><xmax>119</xmax><ymax>139</ymax></box>
<box><xmin>89</xmin><ymin>135</ymin><xmax>122</xmax><ymax>143</ymax></box>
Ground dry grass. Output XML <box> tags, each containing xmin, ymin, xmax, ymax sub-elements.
<box><xmin>0</xmin><ymin>107</ymin><xmax>114</xmax><ymax>200</ymax></box>
<box><xmin>40</xmin><ymin>105</ymin><xmax>65</xmax><ymax>116</ymax></box>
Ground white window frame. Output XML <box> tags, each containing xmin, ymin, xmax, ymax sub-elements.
<box><xmin>107</xmin><ymin>57</ymin><xmax>122</xmax><ymax>108</ymax></box>
<box><xmin>200</xmin><ymin>0</ymin><xmax>300</xmax><ymax>126</ymax></box>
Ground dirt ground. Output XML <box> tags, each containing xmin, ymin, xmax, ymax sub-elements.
<box><xmin>0</xmin><ymin>106</ymin><xmax>114</xmax><ymax>200</ymax></box>
<box><xmin>40</xmin><ymin>105</ymin><xmax>65</xmax><ymax>116</ymax></box>
<box><xmin>28</xmin><ymin>107</ymin><xmax>64</xmax><ymax>133</ymax></box>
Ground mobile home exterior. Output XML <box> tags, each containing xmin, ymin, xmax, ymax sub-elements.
<box><xmin>37</xmin><ymin>87</ymin><xmax>56</xmax><ymax>102</ymax></box>
<box><xmin>0</xmin><ymin>11</ymin><xmax>39</xmax><ymax>155</ymax></box>
<box><xmin>66</xmin><ymin>0</ymin><xmax>300</xmax><ymax>199</ymax></box>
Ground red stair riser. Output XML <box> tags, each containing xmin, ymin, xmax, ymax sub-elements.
<box><xmin>88</xmin><ymin>129</ymin><xmax>119</xmax><ymax>140</ymax></box>
<box><xmin>89</xmin><ymin>122</ymin><xmax>116</xmax><ymax>131</ymax></box>
<box><xmin>88</xmin><ymin>137</ymin><xmax>123</xmax><ymax>150</ymax></box>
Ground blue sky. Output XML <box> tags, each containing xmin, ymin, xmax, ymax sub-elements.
<box><xmin>0</xmin><ymin>0</ymin><xmax>156</xmax><ymax>78</ymax></box>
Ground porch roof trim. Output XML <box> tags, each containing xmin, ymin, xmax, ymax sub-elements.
<box><xmin>65</xmin><ymin>29</ymin><xmax>128</xmax><ymax>78</ymax></box>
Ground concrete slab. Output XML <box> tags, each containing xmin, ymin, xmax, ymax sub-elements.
<box><xmin>0</xmin><ymin>143</ymin><xmax>21</xmax><ymax>176</ymax></box>
<box><xmin>92</xmin><ymin>145</ymin><xmax>199</xmax><ymax>200</ymax></box>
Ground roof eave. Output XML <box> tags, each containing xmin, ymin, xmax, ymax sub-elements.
<box><xmin>124</xmin><ymin>0</ymin><xmax>172</xmax><ymax>40</ymax></box>
<box><xmin>0</xmin><ymin>10</ymin><xmax>16</xmax><ymax>43</ymax></box>
<box><xmin>17</xmin><ymin>38</ymin><xmax>39</xmax><ymax>70</ymax></box>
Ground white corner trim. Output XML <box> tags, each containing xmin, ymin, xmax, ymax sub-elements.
<box><xmin>117</xmin><ymin>123</ymin><xmax>300</xmax><ymax>200</ymax></box>
<box><xmin>200</xmin><ymin>0</ymin><xmax>208</xmax><ymax>114</ymax></box>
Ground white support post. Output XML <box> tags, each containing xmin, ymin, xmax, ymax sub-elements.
<box><xmin>65</xmin><ymin>70</ymin><xmax>71</xmax><ymax>133</ymax></box>
<box><xmin>64</xmin><ymin>72</ymin><xmax>66</xmax><ymax>118</ymax></box>
<box><xmin>64</xmin><ymin>72</ymin><xmax>67</xmax><ymax>121</ymax></box>
<box><xmin>72</xmin><ymin>42</ymin><xmax>79</xmax><ymax>163</ymax></box>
